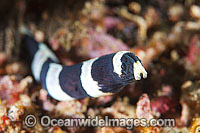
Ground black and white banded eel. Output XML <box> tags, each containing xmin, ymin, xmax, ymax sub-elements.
<box><xmin>22</xmin><ymin>32</ymin><xmax>147</xmax><ymax>101</ymax></box>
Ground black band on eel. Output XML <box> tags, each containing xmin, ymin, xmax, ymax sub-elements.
<box><xmin>22</xmin><ymin>34</ymin><xmax>147</xmax><ymax>101</ymax></box>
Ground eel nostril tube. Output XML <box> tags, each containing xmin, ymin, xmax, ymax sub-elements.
<box><xmin>140</xmin><ymin>73</ymin><xmax>143</xmax><ymax>79</ymax></box>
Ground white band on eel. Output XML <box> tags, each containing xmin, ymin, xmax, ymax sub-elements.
<box><xmin>46</xmin><ymin>63</ymin><xmax>74</xmax><ymax>101</ymax></box>
<box><xmin>112</xmin><ymin>51</ymin><xmax>131</xmax><ymax>77</ymax></box>
<box><xmin>80</xmin><ymin>58</ymin><xmax>112</xmax><ymax>97</ymax></box>
<box><xmin>31</xmin><ymin>43</ymin><xmax>58</xmax><ymax>81</ymax></box>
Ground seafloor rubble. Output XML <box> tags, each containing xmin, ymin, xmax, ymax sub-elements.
<box><xmin>0</xmin><ymin>0</ymin><xmax>200</xmax><ymax>132</ymax></box>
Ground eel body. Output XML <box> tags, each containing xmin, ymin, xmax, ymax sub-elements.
<box><xmin>22</xmin><ymin>35</ymin><xmax>147</xmax><ymax>101</ymax></box>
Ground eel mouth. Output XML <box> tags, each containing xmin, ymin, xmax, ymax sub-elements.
<box><xmin>120</xmin><ymin>52</ymin><xmax>147</xmax><ymax>82</ymax></box>
<box><xmin>133</xmin><ymin>61</ymin><xmax>147</xmax><ymax>80</ymax></box>
<box><xmin>124</xmin><ymin>52</ymin><xmax>148</xmax><ymax>81</ymax></box>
